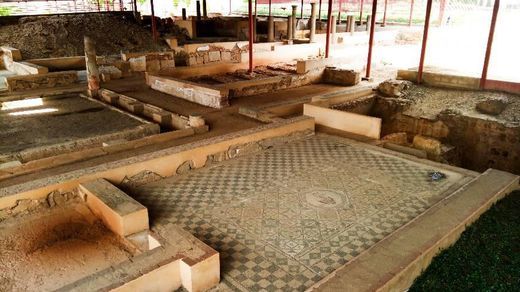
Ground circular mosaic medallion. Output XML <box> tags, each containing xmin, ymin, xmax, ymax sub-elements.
<box><xmin>304</xmin><ymin>189</ymin><xmax>346</xmax><ymax>208</ymax></box>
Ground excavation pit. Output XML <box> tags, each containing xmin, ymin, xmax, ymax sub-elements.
<box><xmin>302</xmin><ymin>84</ymin><xmax>520</xmax><ymax>175</ymax></box>
<box><xmin>0</xmin><ymin>199</ymin><xmax>134</xmax><ymax>291</ymax></box>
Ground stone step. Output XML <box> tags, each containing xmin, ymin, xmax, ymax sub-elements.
<box><xmin>78</xmin><ymin>178</ymin><xmax>149</xmax><ymax>237</ymax></box>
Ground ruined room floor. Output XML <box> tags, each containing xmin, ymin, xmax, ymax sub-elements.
<box><xmin>129</xmin><ymin>134</ymin><xmax>474</xmax><ymax>291</ymax></box>
<box><xmin>0</xmin><ymin>93</ymin><xmax>154</xmax><ymax>160</ymax></box>
<box><xmin>403</xmin><ymin>85</ymin><xmax>520</xmax><ymax>123</ymax></box>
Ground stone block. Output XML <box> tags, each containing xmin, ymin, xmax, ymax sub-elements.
<box><xmin>476</xmin><ymin>96</ymin><xmax>509</xmax><ymax>116</ymax></box>
<box><xmin>129</xmin><ymin>56</ymin><xmax>146</xmax><ymax>72</ymax></box>
<box><xmin>145</xmin><ymin>60</ymin><xmax>161</xmax><ymax>73</ymax></box>
<box><xmin>113</xmin><ymin>61</ymin><xmax>132</xmax><ymax>77</ymax></box>
<box><xmin>1</xmin><ymin>46</ymin><xmax>22</xmax><ymax>61</ymax></box>
<box><xmin>323</xmin><ymin>67</ymin><xmax>361</xmax><ymax>86</ymax></box>
<box><xmin>99</xmin><ymin>65</ymin><xmax>122</xmax><ymax>82</ymax></box>
<box><xmin>8</xmin><ymin>61</ymin><xmax>48</xmax><ymax>75</ymax></box>
<box><xmin>188</xmin><ymin>115</ymin><xmax>205</xmax><ymax>127</ymax></box>
<box><xmin>79</xmin><ymin>178</ymin><xmax>149</xmax><ymax>237</ymax></box>
<box><xmin>208</xmin><ymin>51</ymin><xmax>221</xmax><ymax>62</ymax></box>
<box><xmin>100</xmin><ymin>90</ymin><xmax>120</xmax><ymax>104</ymax></box>
<box><xmin>378</xmin><ymin>79</ymin><xmax>413</xmax><ymax>97</ymax></box>
<box><xmin>160</xmin><ymin>59</ymin><xmax>175</xmax><ymax>69</ymax></box>
<box><xmin>382</xmin><ymin>132</ymin><xmax>408</xmax><ymax>145</ymax></box>
<box><xmin>196</xmin><ymin>55</ymin><xmax>204</xmax><ymax>65</ymax></box>
<box><xmin>152</xmin><ymin>111</ymin><xmax>173</xmax><ymax>127</ymax></box>
<box><xmin>0</xmin><ymin>160</ymin><xmax>22</xmax><ymax>170</ymax></box>
<box><xmin>221</xmin><ymin>51</ymin><xmax>232</xmax><ymax>62</ymax></box>
<box><xmin>165</xmin><ymin>37</ymin><xmax>179</xmax><ymax>49</ymax></box>
<box><xmin>412</xmin><ymin>135</ymin><xmax>442</xmax><ymax>157</ymax></box>
<box><xmin>187</xmin><ymin>56</ymin><xmax>197</xmax><ymax>66</ymax></box>
<box><xmin>102</xmin><ymin>139</ymin><xmax>127</xmax><ymax>147</ymax></box>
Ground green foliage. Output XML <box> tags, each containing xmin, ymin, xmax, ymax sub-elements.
<box><xmin>0</xmin><ymin>6</ymin><xmax>14</xmax><ymax>16</ymax></box>
<box><xmin>410</xmin><ymin>191</ymin><xmax>520</xmax><ymax>291</ymax></box>
<box><xmin>171</xmin><ymin>0</ymin><xmax>192</xmax><ymax>8</ymax></box>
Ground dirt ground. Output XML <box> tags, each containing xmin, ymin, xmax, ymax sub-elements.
<box><xmin>0</xmin><ymin>14</ymin><xmax>168</xmax><ymax>59</ymax></box>
<box><xmin>0</xmin><ymin>202</ymin><xmax>133</xmax><ymax>291</ymax></box>
<box><xmin>402</xmin><ymin>85</ymin><xmax>520</xmax><ymax>123</ymax></box>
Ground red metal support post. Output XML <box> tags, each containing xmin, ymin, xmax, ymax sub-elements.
<box><xmin>318</xmin><ymin>0</ymin><xmax>322</xmax><ymax>21</ymax></box>
<box><xmin>409</xmin><ymin>0</ymin><xmax>414</xmax><ymax>26</ymax></box>
<box><xmin>338</xmin><ymin>0</ymin><xmax>343</xmax><ymax>24</ymax></box>
<box><xmin>359</xmin><ymin>0</ymin><xmax>364</xmax><ymax>24</ymax></box>
<box><xmin>269</xmin><ymin>0</ymin><xmax>272</xmax><ymax>16</ymax></box>
<box><xmin>480</xmin><ymin>0</ymin><xmax>500</xmax><ymax>89</ymax></box>
<box><xmin>365</xmin><ymin>0</ymin><xmax>377</xmax><ymax>78</ymax></box>
<box><xmin>325</xmin><ymin>0</ymin><xmax>333</xmax><ymax>58</ymax></box>
<box><xmin>438</xmin><ymin>0</ymin><xmax>447</xmax><ymax>25</ymax></box>
<box><xmin>417</xmin><ymin>0</ymin><xmax>433</xmax><ymax>84</ymax></box>
<box><xmin>383</xmin><ymin>0</ymin><xmax>388</xmax><ymax>27</ymax></box>
<box><xmin>248</xmin><ymin>0</ymin><xmax>254</xmax><ymax>73</ymax></box>
<box><xmin>150</xmin><ymin>0</ymin><xmax>158</xmax><ymax>41</ymax></box>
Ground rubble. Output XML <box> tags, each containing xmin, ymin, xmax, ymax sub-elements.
<box><xmin>476</xmin><ymin>96</ymin><xmax>509</xmax><ymax>116</ymax></box>
<box><xmin>377</xmin><ymin>79</ymin><xmax>413</xmax><ymax>97</ymax></box>
<box><xmin>0</xmin><ymin>14</ymin><xmax>168</xmax><ymax>59</ymax></box>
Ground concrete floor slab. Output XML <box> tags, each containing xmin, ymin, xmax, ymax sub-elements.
<box><xmin>129</xmin><ymin>134</ymin><xmax>476</xmax><ymax>291</ymax></box>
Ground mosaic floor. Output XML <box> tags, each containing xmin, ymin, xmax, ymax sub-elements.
<box><xmin>130</xmin><ymin>134</ymin><xmax>473</xmax><ymax>291</ymax></box>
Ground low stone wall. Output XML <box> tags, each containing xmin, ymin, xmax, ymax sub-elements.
<box><xmin>186</xmin><ymin>46</ymin><xmax>241</xmax><ymax>66</ymax></box>
<box><xmin>146</xmin><ymin>74</ymin><xmax>229</xmax><ymax>109</ymax></box>
<box><xmin>5</xmin><ymin>71</ymin><xmax>78</xmax><ymax>92</ymax></box>
<box><xmin>397</xmin><ymin>69</ymin><xmax>480</xmax><ymax>90</ymax></box>
<box><xmin>226</xmin><ymin>69</ymin><xmax>324</xmax><ymax>98</ymax></box>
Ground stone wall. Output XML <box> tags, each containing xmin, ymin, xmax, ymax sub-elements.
<box><xmin>185</xmin><ymin>45</ymin><xmax>242</xmax><ymax>66</ymax></box>
<box><xmin>6</xmin><ymin>71</ymin><xmax>78</xmax><ymax>92</ymax></box>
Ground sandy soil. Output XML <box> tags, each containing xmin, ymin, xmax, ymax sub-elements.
<box><xmin>0</xmin><ymin>14</ymin><xmax>168</xmax><ymax>59</ymax></box>
<box><xmin>0</xmin><ymin>202</ymin><xmax>133</xmax><ymax>291</ymax></box>
<box><xmin>403</xmin><ymin>85</ymin><xmax>520</xmax><ymax>123</ymax></box>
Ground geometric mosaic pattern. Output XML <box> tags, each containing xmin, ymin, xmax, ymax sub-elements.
<box><xmin>129</xmin><ymin>134</ymin><xmax>472</xmax><ymax>291</ymax></box>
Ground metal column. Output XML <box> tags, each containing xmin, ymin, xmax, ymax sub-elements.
<box><xmin>248</xmin><ymin>0</ymin><xmax>254</xmax><ymax>73</ymax></box>
<box><xmin>480</xmin><ymin>0</ymin><xmax>500</xmax><ymax>89</ymax></box>
<box><xmin>417</xmin><ymin>0</ymin><xmax>433</xmax><ymax>84</ymax></box>
<box><xmin>365</xmin><ymin>0</ymin><xmax>378</xmax><ymax>78</ymax></box>
<box><xmin>325</xmin><ymin>0</ymin><xmax>333</xmax><ymax>58</ymax></box>
<box><xmin>150</xmin><ymin>0</ymin><xmax>157</xmax><ymax>41</ymax></box>
<box><xmin>359</xmin><ymin>0</ymin><xmax>364</xmax><ymax>24</ymax></box>
<box><xmin>409</xmin><ymin>0</ymin><xmax>415</xmax><ymax>26</ymax></box>
<box><xmin>318</xmin><ymin>0</ymin><xmax>322</xmax><ymax>21</ymax></box>
<box><xmin>383</xmin><ymin>0</ymin><xmax>388</xmax><ymax>27</ymax></box>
